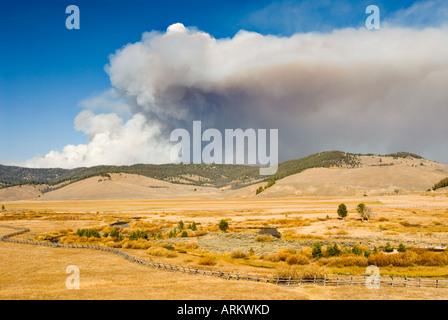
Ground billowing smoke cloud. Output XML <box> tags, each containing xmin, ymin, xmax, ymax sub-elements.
<box><xmin>26</xmin><ymin>20</ymin><xmax>448</xmax><ymax>168</ymax></box>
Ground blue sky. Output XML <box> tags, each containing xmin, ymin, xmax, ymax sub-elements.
<box><xmin>0</xmin><ymin>0</ymin><xmax>446</xmax><ymax>166</ymax></box>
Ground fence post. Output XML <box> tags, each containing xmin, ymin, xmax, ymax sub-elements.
<box><xmin>336</xmin><ymin>276</ymin><xmax>339</xmax><ymax>287</ymax></box>
<box><xmin>287</xmin><ymin>276</ymin><xmax>292</xmax><ymax>286</ymax></box>
<box><xmin>323</xmin><ymin>276</ymin><xmax>326</xmax><ymax>286</ymax></box>
<box><xmin>405</xmin><ymin>277</ymin><xmax>408</xmax><ymax>287</ymax></box>
<box><xmin>391</xmin><ymin>276</ymin><xmax>394</xmax><ymax>287</ymax></box>
<box><xmin>419</xmin><ymin>277</ymin><xmax>422</xmax><ymax>287</ymax></box>
<box><xmin>436</xmin><ymin>279</ymin><xmax>439</xmax><ymax>288</ymax></box>
<box><xmin>314</xmin><ymin>275</ymin><xmax>316</xmax><ymax>284</ymax></box>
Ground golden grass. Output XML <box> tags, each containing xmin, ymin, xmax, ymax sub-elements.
<box><xmin>254</xmin><ymin>234</ymin><xmax>274</xmax><ymax>242</ymax></box>
<box><xmin>0</xmin><ymin>242</ymin><xmax>310</xmax><ymax>300</ymax></box>
<box><xmin>197</xmin><ymin>257</ymin><xmax>217</xmax><ymax>266</ymax></box>
<box><xmin>2</xmin><ymin>195</ymin><xmax>448</xmax><ymax>299</ymax></box>
<box><xmin>276</xmin><ymin>263</ymin><xmax>330</xmax><ymax>278</ymax></box>
<box><xmin>146</xmin><ymin>247</ymin><xmax>178</xmax><ymax>258</ymax></box>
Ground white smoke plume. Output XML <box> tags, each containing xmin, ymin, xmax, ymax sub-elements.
<box><xmin>25</xmin><ymin>20</ymin><xmax>448</xmax><ymax>168</ymax></box>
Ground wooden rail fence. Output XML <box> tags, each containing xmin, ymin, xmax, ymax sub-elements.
<box><xmin>1</xmin><ymin>224</ymin><xmax>447</xmax><ymax>289</ymax></box>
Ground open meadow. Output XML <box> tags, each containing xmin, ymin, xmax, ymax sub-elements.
<box><xmin>1</xmin><ymin>193</ymin><xmax>448</xmax><ymax>300</ymax></box>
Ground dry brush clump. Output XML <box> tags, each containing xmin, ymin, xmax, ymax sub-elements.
<box><xmin>264</xmin><ymin>253</ymin><xmax>282</xmax><ymax>262</ymax></box>
<box><xmin>320</xmin><ymin>254</ymin><xmax>368</xmax><ymax>267</ymax></box>
<box><xmin>146</xmin><ymin>246</ymin><xmax>178</xmax><ymax>258</ymax></box>
<box><xmin>197</xmin><ymin>257</ymin><xmax>217</xmax><ymax>266</ymax></box>
<box><xmin>230</xmin><ymin>250</ymin><xmax>249</xmax><ymax>259</ymax></box>
<box><xmin>175</xmin><ymin>241</ymin><xmax>199</xmax><ymax>250</ymax></box>
<box><xmin>285</xmin><ymin>254</ymin><xmax>310</xmax><ymax>265</ymax></box>
<box><xmin>255</xmin><ymin>234</ymin><xmax>274</xmax><ymax>242</ymax></box>
<box><xmin>266</xmin><ymin>218</ymin><xmax>312</xmax><ymax>228</ymax></box>
<box><xmin>367</xmin><ymin>249</ymin><xmax>448</xmax><ymax>267</ymax></box>
<box><xmin>276</xmin><ymin>263</ymin><xmax>330</xmax><ymax>279</ymax></box>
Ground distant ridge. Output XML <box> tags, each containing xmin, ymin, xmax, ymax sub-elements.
<box><xmin>0</xmin><ymin>151</ymin><xmax>425</xmax><ymax>189</ymax></box>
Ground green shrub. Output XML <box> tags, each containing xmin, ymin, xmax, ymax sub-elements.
<box><xmin>110</xmin><ymin>228</ymin><xmax>120</xmax><ymax>238</ymax></box>
<box><xmin>397</xmin><ymin>243</ymin><xmax>407</xmax><ymax>252</ymax></box>
<box><xmin>326</xmin><ymin>244</ymin><xmax>341</xmax><ymax>257</ymax></box>
<box><xmin>351</xmin><ymin>245</ymin><xmax>363</xmax><ymax>256</ymax></box>
<box><xmin>76</xmin><ymin>228</ymin><xmax>100</xmax><ymax>238</ymax></box>
<box><xmin>218</xmin><ymin>219</ymin><xmax>229</xmax><ymax>232</ymax></box>
<box><xmin>312</xmin><ymin>242</ymin><xmax>323</xmax><ymax>259</ymax></box>
<box><xmin>337</xmin><ymin>204</ymin><xmax>348</xmax><ymax>219</ymax></box>
<box><xmin>129</xmin><ymin>230</ymin><xmax>148</xmax><ymax>241</ymax></box>
<box><xmin>384</xmin><ymin>242</ymin><xmax>394</xmax><ymax>253</ymax></box>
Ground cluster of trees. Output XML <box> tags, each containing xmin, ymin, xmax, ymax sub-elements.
<box><xmin>167</xmin><ymin>220</ymin><xmax>199</xmax><ymax>238</ymax></box>
<box><xmin>255</xmin><ymin>179</ymin><xmax>276</xmax><ymax>195</ymax></box>
<box><xmin>129</xmin><ymin>230</ymin><xmax>148</xmax><ymax>241</ymax></box>
<box><xmin>75</xmin><ymin>228</ymin><xmax>101</xmax><ymax>238</ymax></box>
<box><xmin>432</xmin><ymin>177</ymin><xmax>448</xmax><ymax>191</ymax></box>
<box><xmin>76</xmin><ymin>228</ymin><xmax>126</xmax><ymax>240</ymax></box>
<box><xmin>311</xmin><ymin>241</ymin><xmax>407</xmax><ymax>259</ymax></box>
<box><xmin>336</xmin><ymin>203</ymin><xmax>374</xmax><ymax>221</ymax></box>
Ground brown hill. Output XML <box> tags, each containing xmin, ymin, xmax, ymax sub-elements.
<box><xmin>1</xmin><ymin>155</ymin><xmax>447</xmax><ymax>201</ymax></box>
<box><xmin>252</xmin><ymin>155</ymin><xmax>448</xmax><ymax>197</ymax></box>
<box><xmin>36</xmin><ymin>173</ymin><xmax>220</xmax><ymax>201</ymax></box>
<box><xmin>0</xmin><ymin>184</ymin><xmax>47</xmax><ymax>201</ymax></box>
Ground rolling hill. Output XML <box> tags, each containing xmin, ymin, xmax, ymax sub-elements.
<box><xmin>0</xmin><ymin>151</ymin><xmax>447</xmax><ymax>201</ymax></box>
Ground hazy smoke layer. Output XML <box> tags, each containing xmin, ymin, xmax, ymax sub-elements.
<box><xmin>26</xmin><ymin>22</ymin><xmax>448</xmax><ymax>168</ymax></box>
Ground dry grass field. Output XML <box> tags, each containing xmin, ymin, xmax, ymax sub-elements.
<box><xmin>1</xmin><ymin>193</ymin><xmax>448</xmax><ymax>300</ymax></box>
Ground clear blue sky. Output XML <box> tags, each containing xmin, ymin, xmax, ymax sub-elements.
<box><xmin>0</xmin><ymin>0</ymin><xmax>436</xmax><ymax>164</ymax></box>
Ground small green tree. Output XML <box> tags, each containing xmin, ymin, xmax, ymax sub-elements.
<box><xmin>312</xmin><ymin>242</ymin><xmax>322</xmax><ymax>259</ymax></box>
<box><xmin>110</xmin><ymin>228</ymin><xmax>120</xmax><ymax>238</ymax></box>
<box><xmin>191</xmin><ymin>222</ymin><xmax>197</xmax><ymax>231</ymax></box>
<box><xmin>357</xmin><ymin>203</ymin><xmax>373</xmax><ymax>221</ymax></box>
<box><xmin>337</xmin><ymin>203</ymin><xmax>348</xmax><ymax>219</ymax></box>
<box><xmin>351</xmin><ymin>245</ymin><xmax>363</xmax><ymax>256</ymax></box>
<box><xmin>129</xmin><ymin>230</ymin><xmax>148</xmax><ymax>241</ymax></box>
<box><xmin>266</xmin><ymin>179</ymin><xmax>276</xmax><ymax>188</ymax></box>
<box><xmin>1</xmin><ymin>205</ymin><xmax>5</xmax><ymax>211</ymax></box>
<box><xmin>384</xmin><ymin>242</ymin><xmax>394</xmax><ymax>253</ymax></box>
<box><xmin>326</xmin><ymin>244</ymin><xmax>341</xmax><ymax>257</ymax></box>
<box><xmin>397</xmin><ymin>243</ymin><xmax>407</xmax><ymax>252</ymax></box>
<box><xmin>255</xmin><ymin>186</ymin><xmax>264</xmax><ymax>195</ymax></box>
<box><xmin>357</xmin><ymin>203</ymin><xmax>365</xmax><ymax>216</ymax></box>
<box><xmin>178</xmin><ymin>220</ymin><xmax>185</xmax><ymax>231</ymax></box>
<box><xmin>218</xmin><ymin>219</ymin><xmax>229</xmax><ymax>232</ymax></box>
<box><xmin>364</xmin><ymin>250</ymin><xmax>371</xmax><ymax>258</ymax></box>
<box><xmin>181</xmin><ymin>230</ymin><xmax>188</xmax><ymax>237</ymax></box>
